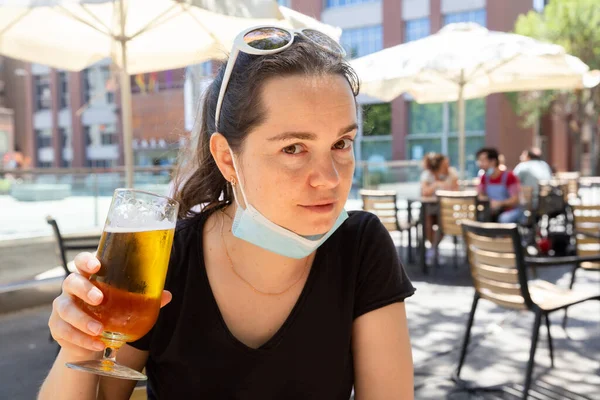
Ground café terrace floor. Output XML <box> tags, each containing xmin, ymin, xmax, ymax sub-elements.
<box><xmin>1</xmin><ymin>234</ymin><xmax>599</xmax><ymax>400</ymax></box>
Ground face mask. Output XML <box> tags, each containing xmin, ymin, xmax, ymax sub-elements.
<box><xmin>228</xmin><ymin>151</ymin><xmax>348</xmax><ymax>259</ymax></box>
<box><xmin>486</xmin><ymin>167</ymin><xmax>496</xmax><ymax>176</ymax></box>
<box><xmin>437</xmin><ymin>174</ymin><xmax>447</xmax><ymax>181</ymax></box>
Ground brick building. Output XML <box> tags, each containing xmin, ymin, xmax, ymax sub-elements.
<box><xmin>287</xmin><ymin>0</ymin><xmax>575</xmax><ymax>174</ymax></box>
<box><xmin>1</xmin><ymin>56</ymin><xmax>186</xmax><ymax>169</ymax></box>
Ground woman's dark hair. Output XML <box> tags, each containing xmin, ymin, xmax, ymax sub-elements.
<box><xmin>173</xmin><ymin>37</ymin><xmax>360</xmax><ymax>219</ymax></box>
<box><xmin>423</xmin><ymin>152</ymin><xmax>446</xmax><ymax>172</ymax></box>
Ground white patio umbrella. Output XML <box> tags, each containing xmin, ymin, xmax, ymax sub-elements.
<box><xmin>0</xmin><ymin>0</ymin><xmax>340</xmax><ymax>187</ymax></box>
<box><xmin>351</xmin><ymin>22</ymin><xmax>599</xmax><ymax>179</ymax></box>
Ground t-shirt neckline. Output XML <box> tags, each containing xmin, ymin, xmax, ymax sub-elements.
<box><xmin>196</xmin><ymin>210</ymin><xmax>323</xmax><ymax>353</ymax></box>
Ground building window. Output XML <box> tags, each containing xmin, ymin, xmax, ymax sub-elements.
<box><xmin>340</xmin><ymin>25</ymin><xmax>382</xmax><ymax>59</ymax></box>
<box><xmin>533</xmin><ymin>0</ymin><xmax>550</xmax><ymax>12</ymax></box>
<box><xmin>404</xmin><ymin>18</ymin><xmax>430</xmax><ymax>42</ymax></box>
<box><xmin>101</xmin><ymin>66</ymin><xmax>115</xmax><ymax>103</ymax></box>
<box><xmin>85</xmin><ymin>124</ymin><xmax>117</xmax><ymax>146</ymax></box>
<box><xmin>83</xmin><ymin>65</ymin><xmax>113</xmax><ymax>105</ymax></box>
<box><xmin>35</xmin><ymin>128</ymin><xmax>52</xmax><ymax>148</ymax></box>
<box><xmin>87</xmin><ymin>159</ymin><xmax>115</xmax><ymax>168</ymax></box>
<box><xmin>277</xmin><ymin>0</ymin><xmax>290</xmax><ymax>7</ymax></box>
<box><xmin>326</xmin><ymin>0</ymin><xmax>376</xmax><ymax>8</ymax></box>
<box><xmin>34</xmin><ymin>74</ymin><xmax>51</xmax><ymax>111</ymax></box>
<box><xmin>38</xmin><ymin>162</ymin><xmax>53</xmax><ymax>168</ymax></box>
<box><xmin>443</xmin><ymin>9</ymin><xmax>486</xmax><ymax>27</ymax></box>
<box><xmin>58</xmin><ymin>72</ymin><xmax>69</xmax><ymax>109</ymax></box>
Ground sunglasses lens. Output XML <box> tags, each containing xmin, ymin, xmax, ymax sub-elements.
<box><xmin>302</xmin><ymin>29</ymin><xmax>345</xmax><ymax>56</ymax></box>
<box><xmin>244</xmin><ymin>27</ymin><xmax>292</xmax><ymax>50</ymax></box>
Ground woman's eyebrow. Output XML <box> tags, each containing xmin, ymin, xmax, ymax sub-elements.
<box><xmin>267</xmin><ymin>122</ymin><xmax>358</xmax><ymax>142</ymax></box>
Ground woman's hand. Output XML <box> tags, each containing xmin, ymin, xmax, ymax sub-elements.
<box><xmin>48</xmin><ymin>252</ymin><xmax>172</xmax><ymax>358</ymax></box>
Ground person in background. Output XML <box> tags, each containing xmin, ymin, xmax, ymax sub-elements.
<box><xmin>498</xmin><ymin>154</ymin><xmax>507</xmax><ymax>172</ymax></box>
<box><xmin>513</xmin><ymin>147</ymin><xmax>553</xmax><ymax>204</ymax></box>
<box><xmin>476</xmin><ymin>147</ymin><xmax>523</xmax><ymax>223</ymax></box>
<box><xmin>420</xmin><ymin>153</ymin><xmax>459</xmax><ymax>264</ymax></box>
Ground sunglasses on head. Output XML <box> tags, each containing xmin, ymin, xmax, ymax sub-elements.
<box><xmin>214</xmin><ymin>26</ymin><xmax>346</xmax><ymax>131</ymax></box>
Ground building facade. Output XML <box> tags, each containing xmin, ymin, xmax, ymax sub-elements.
<box><xmin>1</xmin><ymin>57</ymin><xmax>185</xmax><ymax>169</ymax></box>
<box><xmin>289</xmin><ymin>0</ymin><xmax>577</xmax><ymax>174</ymax></box>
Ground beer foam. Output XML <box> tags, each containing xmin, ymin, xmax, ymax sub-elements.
<box><xmin>104</xmin><ymin>222</ymin><xmax>175</xmax><ymax>233</ymax></box>
<box><xmin>107</xmin><ymin>201</ymin><xmax>176</xmax><ymax>231</ymax></box>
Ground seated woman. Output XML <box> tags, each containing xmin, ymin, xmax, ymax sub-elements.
<box><xmin>420</xmin><ymin>153</ymin><xmax>459</xmax><ymax>264</ymax></box>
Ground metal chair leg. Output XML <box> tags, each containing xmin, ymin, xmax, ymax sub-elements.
<box><xmin>407</xmin><ymin>226</ymin><xmax>413</xmax><ymax>264</ymax></box>
<box><xmin>563</xmin><ymin>267</ymin><xmax>579</xmax><ymax>328</ymax></box>
<box><xmin>544</xmin><ymin>313</ymin><xmax>554</xmax><ymax>368</ymax></box>
<box><xmin>453</xmin><ymin>235</ymin><xmax>458</xmax><ymax>269</ymax></box>
<box><xmin>568</xmin><ymin>266</ymin><xmax>578</xmax><ymax>289</ymax></box>
<box><xmin>456</xmin><ymin>293</ymin><xmax>479</xmax><ymax>378</ymax></box>
<box><xmin>523</xmin><ymin>311</ymin><xmax>543</xmax><ymax>399</ymax></box>
<box><xmin>434</xmin><ymin>227</ymin><xmax>440</xmax><ymax>269</ymax></box>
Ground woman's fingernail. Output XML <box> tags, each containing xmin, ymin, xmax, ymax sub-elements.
<box><xmin>93</xmin><ymin>342</ymin><xmax>105</xmax><ymax>351</ymax></box>
<box><xmin>88</xmin><ymin>321</ymin><xmax>103</xmax><ymax>335</ymax></box>
<box><xmin>86</xmin><ymin>259</ymin><xmax>99</xmax><ymax>270</ymax></box>
<box><xmin>88</xmin><ymin>288</ymin><xmax>103</xmax><ymax>303</ymax></box>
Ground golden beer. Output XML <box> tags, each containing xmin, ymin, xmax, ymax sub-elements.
<box><xmin>67</xmin><ymin>189</ymin><xmax>178</xmax><ymax>380</ymax></box>
<box><xmin>80</xmin><ymin>227</ymin><xmax>175</xmax><ymax>342</ymax></box>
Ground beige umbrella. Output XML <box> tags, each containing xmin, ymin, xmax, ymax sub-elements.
<box><xmin>0</xmin><ymin>0</ymin><xmax>340</xmax><ymax>187</ymax></box>
<box><xmin>351</xmin><ymin>22</ymin><xmax>599</xmax><ymax>179</ymax></box>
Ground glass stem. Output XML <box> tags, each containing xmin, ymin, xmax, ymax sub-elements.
<box><xmin>103</xmin><ymin>346</ymin><xmax>119</xmax><ymax>364</ymax></box>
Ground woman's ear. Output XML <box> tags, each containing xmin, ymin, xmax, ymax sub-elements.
<box><xmin>210</xmin><ymin>133</ymin><xmax>236</xmax><ymax>181</ymax></box>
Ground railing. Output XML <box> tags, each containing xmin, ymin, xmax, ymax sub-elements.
<box><xmin>0</xmin><ymin>161</ymin><xmax>422</xmax><ymax>240</ymax></box>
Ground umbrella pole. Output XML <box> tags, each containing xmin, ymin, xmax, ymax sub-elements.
<box><xmin>118</xmin><ymin>0</ymin><xmax>134</xmax><ymax>189</ymax></box>
<box><xmin>119</xmin><ymin>40</ymin><xmax>134</xmax><ymax>188</ymax></box>
<box><xmin>458</xmin><ymin>79</ymin><xmax>466</xmax><ymax>180</ymax></box>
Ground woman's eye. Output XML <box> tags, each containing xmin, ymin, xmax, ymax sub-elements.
<box><xmin>333</xmin><ymin>138</ymin><xmax>353</xmax><ymax>150</ymax></box>
<box><xmin>282</xmin><ymin>144</ymin><xmax>304</xmax><ymax>155</ymax></box>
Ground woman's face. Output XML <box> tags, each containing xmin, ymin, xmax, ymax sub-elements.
<box><xmin>439</xmin><ymin>158</ymin><xmax>450</xmax><ymax>175</ymax></box>
<box><xmin>229</xmin><ymin>74</ymin><xmax>357</xmax><ymax>236</ymax></box>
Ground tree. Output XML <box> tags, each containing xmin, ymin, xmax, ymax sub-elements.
<box><xmin>513</xmin><ymin>0</ymin><xmax>600</xmax><ymax>174</ymax></box>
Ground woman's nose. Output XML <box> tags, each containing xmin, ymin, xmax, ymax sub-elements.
<box><xmin>309</xmin><ymin>156</ymin><xmax>340</xmax><ymax>189</ymax></box>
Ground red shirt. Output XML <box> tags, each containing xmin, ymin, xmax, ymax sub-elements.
<box><xmin>478</xmin><ymin>170</ymin><xmax>521</xmax><ymax>210</ymax></box>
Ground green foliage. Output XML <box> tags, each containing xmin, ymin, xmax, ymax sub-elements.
<box><xmin>362</xmin><ymin>103</ymin><xmax>391</xmax><ymax>136</ymax></box>
<box><xmin>513</xmin><ymin>0</ymin><xmax>600</xmax><ymax>127</ymax></box>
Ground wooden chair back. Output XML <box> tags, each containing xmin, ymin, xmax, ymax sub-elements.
<box><xmin>572</xmin><ymin>204</ymin><xmax>600</xmax><ymax>270</ymax></box>
<box><xmin>360</xmin><ymin>190</ymin><xmax>399</xmax><ymax>232</ymax></box>
<box><xmin>461</xmin><ymin>220</ymin><xmax>533</xmax><ymax>311</ymax></box>
<box><xmin>435</xmin><ymin>190</ymin><xmax>478</xmax><ymax>236</ymax></box>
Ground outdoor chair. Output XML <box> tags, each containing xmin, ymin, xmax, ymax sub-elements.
<box><xmin>46</xmin><ymin>216</ymin><xmax>100</xmax><ymax>277</ymax></box>
<box><xmin>457</xmin><ymin>219</ymin><xmax>600</xmax><ymax>399</ymax></box>
<box><xmin>569</xmin><ymin>204</ymin><xmax>600</xmax><ymax>287</ymax></box>
<box><xmin>360</xmin><ymin>189</ymin><xmax>415</xmax><ymax>260</ymax></box>
<box><xmin>433</xmin><ymin>190</ymin><xmax>479</xmax><ymax>269</ymax></box>
<box><xmin>46</xmin><ymin>216</ymin><xmax>100</xmax><ymax>350</ymax></box>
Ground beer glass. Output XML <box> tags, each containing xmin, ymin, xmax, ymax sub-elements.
<box><xmin>66</xmin><ymin>189</ymin><xmax>178</xmax><ymax>380</ymax></box>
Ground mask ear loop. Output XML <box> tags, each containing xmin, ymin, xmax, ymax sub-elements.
<box><xmin>228</xmin><ymin>149</ymin><xmax>250</xmax><ymax>210</ymax></box>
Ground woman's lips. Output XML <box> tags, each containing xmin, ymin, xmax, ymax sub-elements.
<box><xmin>299</xmin><ymin>203</ymin><xmax>335</xmax><ymax>213</ymax></box>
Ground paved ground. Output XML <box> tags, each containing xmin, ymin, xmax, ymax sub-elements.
<box><xmin>1</xmin><ymin>246</ymin><xmax>599</xmax><ymax>400</ymax></box>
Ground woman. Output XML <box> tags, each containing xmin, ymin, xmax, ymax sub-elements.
<box><xmin>420</xmin><ymin>153</ymin><xmax>459</xmax><ymax>264</ymax></box>
<box><xmin>39</xmin><ymin>27</ymin><xmax>415</xmax><ymax>399</ymax></box>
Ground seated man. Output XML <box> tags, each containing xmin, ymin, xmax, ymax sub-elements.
<box><xmin>476</xmin><ymin>147</ymin><xmax>523</xmax><ymax>223</ymax></box>
<box><xmin>513</xmin><ymin>147</ymin><xmax>553</xmax><ymax>206</ymax></box>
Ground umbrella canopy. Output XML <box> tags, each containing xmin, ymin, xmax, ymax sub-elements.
<box><xmin>351</xmin><ymin>22</ymin><xmax>599</xmax><ymax>178</ymax></box>
<box><xmin>0</xmin><ymin>0</ymin><xmax>340</xmax><ymax>186</ymax></box>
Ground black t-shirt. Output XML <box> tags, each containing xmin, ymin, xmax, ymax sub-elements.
<box><xmin>129</xmin><ymin>209</ymin><xmax>415</xmax><ymax>399</ymax></box>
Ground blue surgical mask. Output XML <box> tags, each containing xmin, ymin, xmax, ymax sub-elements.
<box><xmin>486</xmin><ymin>167</ymin><xmax>496</xmax><ymax>176</ymax></box>
<box><xmin>228</xmin><ymin>151</ymin><xmax>348</xmax><ymax>259</ymax></box>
